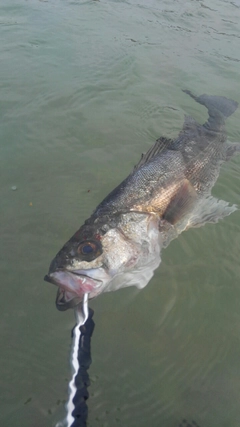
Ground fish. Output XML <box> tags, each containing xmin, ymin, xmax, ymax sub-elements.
<box><xmin>44</xmin><ymin>90</ymin><xmax>239</xmax><ymax>311</ymax></box>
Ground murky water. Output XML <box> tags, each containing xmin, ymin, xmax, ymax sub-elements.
<box><xmin>1</xmin><ymin>0</ymin><xmax>240</xmax><ymax>426</ymax></box>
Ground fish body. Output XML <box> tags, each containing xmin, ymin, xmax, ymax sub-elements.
<box><xmin>45</xmin><ymin>91</ymin><xmax>239</xmax><ymax>310</ymax></box>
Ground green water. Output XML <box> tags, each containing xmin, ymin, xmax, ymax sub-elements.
<box><xmin>1</xmin><ymin>0</ymin><xmax>240</xmax><ymax>426</ymax></box>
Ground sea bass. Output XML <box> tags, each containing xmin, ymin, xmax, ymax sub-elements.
<box><xmin>45</xmin><ymin>90</ymin><xmax>239</xmax><ymax>310</ymax></box>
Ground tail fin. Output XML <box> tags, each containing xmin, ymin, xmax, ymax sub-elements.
<box><xmin>183</xmin><ymin>89</ymin><xmax>238</xmax><ymax>130</ymax></box>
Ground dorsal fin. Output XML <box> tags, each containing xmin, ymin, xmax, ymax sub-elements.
<box><xmin>133</xmin><ymin>137</ymin><xmax>174</xmax><ymax>171</ymax></box>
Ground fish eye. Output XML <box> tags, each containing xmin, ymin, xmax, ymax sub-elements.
<box><xmin>77</xmin><ymin>240</ymin><xmax>102</xmax><ymax>260</ymax></box>
<box><xmin>81</xmin><ymin>243</ymin><xmax>94</xmax><ymax>254</ymax></box>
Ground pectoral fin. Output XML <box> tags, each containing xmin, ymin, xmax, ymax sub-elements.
<box><xmin>187</xmin><ymin>196</ymin><xmax>238</xmax><ymax>229</ymax></box>
<box><xmin>163</xmin><ymin>179</ymin><xmax>197</xmax><ymax>224</ymax></box>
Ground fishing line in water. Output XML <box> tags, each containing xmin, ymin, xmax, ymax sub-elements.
<box><xmin>56</xmin><ymin>293</ymin><xmax>95</xmax><ymax>427</ymax></box>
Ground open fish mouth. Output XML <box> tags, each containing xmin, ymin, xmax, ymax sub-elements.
<box><xmin>44</xmin><ymin>270</ymin><xmax>103</xmax><ymax>310</ymax></box>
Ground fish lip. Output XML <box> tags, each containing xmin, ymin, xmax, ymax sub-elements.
<box><xmin>70</xmin><ymin>270</ymin><xmax>102</xmax><ymax>283</ymax></box>
<box><xmin>44</xmin><ymin>274</ymin><xmax>54</xmax><ymax>285</ymax></box>
<box><xmin>44</xmin><ymin>269</ymin><xmax>102</xmax><ymax>286</ymax></box>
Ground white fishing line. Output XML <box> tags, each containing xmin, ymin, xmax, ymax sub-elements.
<box><xmin>56</xmin><ymin>293</ymin><xmax>89</xmax><ymax>427</ymax></box>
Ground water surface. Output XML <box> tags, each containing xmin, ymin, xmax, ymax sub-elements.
<box><xmin>1</xmin><ymin>0</ymin><xmax>240</xmax><ymax>426</ymax></box>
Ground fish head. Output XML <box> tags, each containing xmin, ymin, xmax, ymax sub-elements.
<box><xmin>44</xmin><ymin>213</ymin><xmax>162</xmax><ymax>310</ymax></box>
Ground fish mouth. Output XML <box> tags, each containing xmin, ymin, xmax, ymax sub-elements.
<box><xmin>44</xmin><ymin>270</ymin><xmax>103</xmax><ymax>311</ymax></box>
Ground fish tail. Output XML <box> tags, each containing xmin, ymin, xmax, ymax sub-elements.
<box><xmin>183</xmin><ymin>89</ymin><xmax>238</xmax><ymax>130</ymax></box>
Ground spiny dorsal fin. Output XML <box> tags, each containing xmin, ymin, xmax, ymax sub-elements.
<box><xmin>134</xmin><ymin>137</ymin><xmax>174</xmax><ymax>171</ymax></box>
